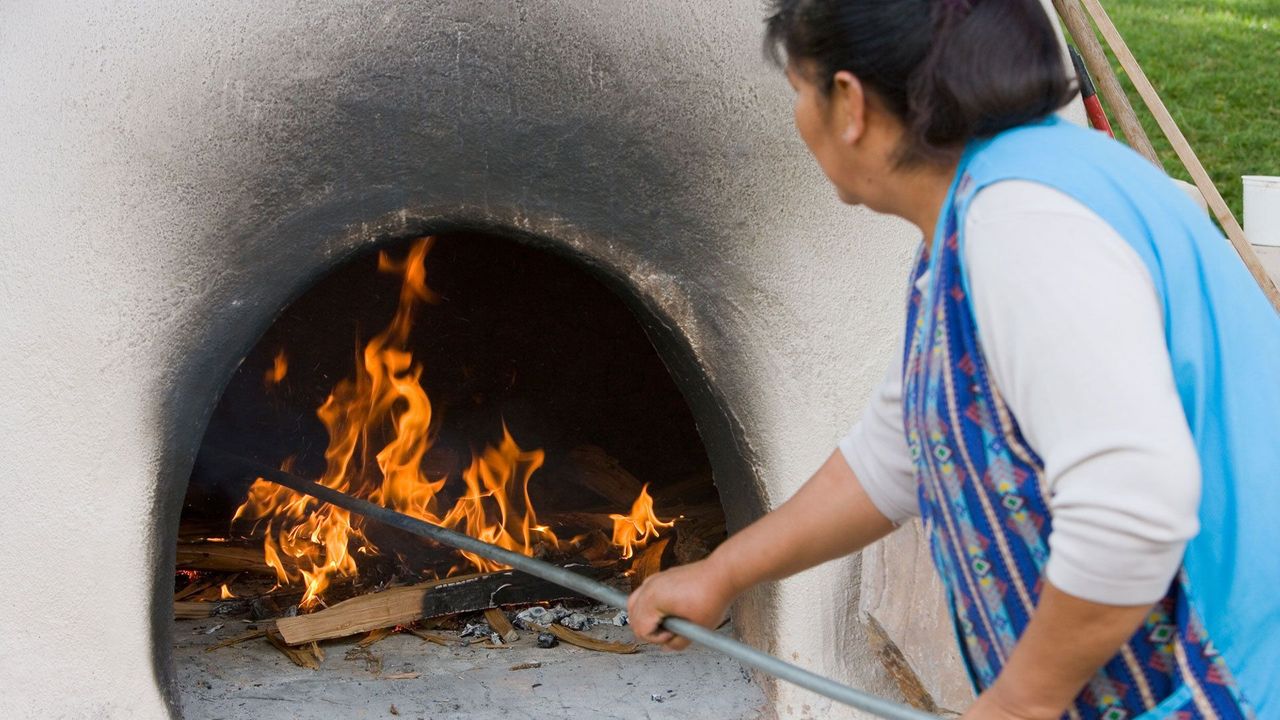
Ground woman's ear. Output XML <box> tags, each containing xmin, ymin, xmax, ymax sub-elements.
<box><xmin>830</xmin><ymin>70</ymin><xmax>867</xmax><ymax>147</ymax></box>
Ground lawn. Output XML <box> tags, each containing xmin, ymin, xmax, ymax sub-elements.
<box><xmin>1101</xmin><ymin>0</ymin><xmax>1279</xmax><ymax>218</ymax></box>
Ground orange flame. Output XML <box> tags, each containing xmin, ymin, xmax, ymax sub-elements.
<box><xmin>233</xmin><ymin>237</ymin><xmax>674</xmax><ymax>608</ymax></box>
<box><xmin>233</xmin><ymin>237</ymin><xmax>559</xmax><ymax>609</ymax></box>
<box><xmin>264</xmin><ymin>350</ymin><xmax>288</xmax><ymax>388</ymax></box>
<box><xmin>219</xmin><ymin>583</ymin><xmax>236</xmax><ymax>600</ymax></box>
<box><xmin>609</xmin><ymin>484</ymin><xmax>675</xmax><ymax>560</ymax></box>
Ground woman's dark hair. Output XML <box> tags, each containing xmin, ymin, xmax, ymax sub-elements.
<box><xmin>765</xmin><ymin>0</ymin><xmax>1075</xmax><ymax>166</ymax></box>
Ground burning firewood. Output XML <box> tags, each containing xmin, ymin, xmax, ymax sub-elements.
<box><xmin>173</xmin><ymin>577</ymin><xmax>219</xmax><ymax>602</ymax></box>
<box><xmin>629</xmin><ymin>537</ymin><xmax>671</xmax><ymax>590</ymax></box>
<box><xmin>562</xmin><ymin>445</ymin><xmax>646</xmax><ymax>508</ymax></box>
<box><xmin>672</xmin><ymin>514</ymin><xmax>726</xmax><ymax>566</ymax></box>
<box><xmin>274</xmin><ymin>566</ymin><xmax>608</xmax><ymax>646</ymax></box>
<box><xmin>176</xmin><ymin>542</ymin><xmax>287</xmax><ymax>576</ymax></box>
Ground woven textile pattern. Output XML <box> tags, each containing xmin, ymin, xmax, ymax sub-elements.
<box><xmin>899</xmin><ymin>175</ymin><xmax>1252</xmax><ymax>720</ymax></box>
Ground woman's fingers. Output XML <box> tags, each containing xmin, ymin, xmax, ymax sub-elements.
<box><xmin>627</xmin><ymin>583</ymin><xmax>667</xmax><ymax>643</ymax></box>
<box><xmin>650</xmin><ymin>628</ymin><xmax>675</xmax><ymax>644</ymax></box>
<box><xmin>663</xmin><ymin>634</ymin><xmax>691</xmax><ymax>651</ymax></box>
<box><xmin>627</xmin><ymin>559</ymin><xmax>733</xmax><ymax>651</ymax></box>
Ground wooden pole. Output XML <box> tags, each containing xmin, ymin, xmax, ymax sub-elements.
<box><xmin>1078</xmin><ymin>0</ymin><xmax>1280</xmax><ymax>312</ymax></box>
<box><xmin>1051</xmin><ymin>0</ymin><xmax>1161</xmax><ymax>166</ymax></box>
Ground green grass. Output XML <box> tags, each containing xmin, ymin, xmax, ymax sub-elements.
<box><xmin>1099</xmin><ymin>0</ymin><xmax>1280</xmax><ymax>218</ymax></box>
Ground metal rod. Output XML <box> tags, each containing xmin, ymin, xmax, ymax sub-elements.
<box><xmin>200</xmin><ymin>448</ymin><xmax>937</xmax><ymax>720</ymax></box>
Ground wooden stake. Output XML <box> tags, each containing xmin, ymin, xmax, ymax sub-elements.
<box><xmin>1051</xmin><ymin>0</ymin><xmax>1161</xmax><ymax>166</ymax></box>
<box><xmin>1078</xmin><ymin>0</ymin><xmax>1280</xmax><ymax>312</ymax></box>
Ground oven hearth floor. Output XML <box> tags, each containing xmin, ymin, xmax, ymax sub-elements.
<box><xmin>173</xmin><ymin>619</ymin><xmax>767</xmax><ymax>719</ymax></box>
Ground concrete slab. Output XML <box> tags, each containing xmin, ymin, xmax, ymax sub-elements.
<box><xmin>173</xmin><ymin>616</ymin><xmax>768</xmax><ymax>720</ymax></box>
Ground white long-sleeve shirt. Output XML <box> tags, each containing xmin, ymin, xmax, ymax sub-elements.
<box><xmin>840</xmin><ymin>180</ymin><xmax>1201</xmax><ymax>606</ymax></box>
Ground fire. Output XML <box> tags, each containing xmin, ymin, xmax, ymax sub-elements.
<box><xmin>610</xmin><ymin>484</ymin><xmax>675</xmax><ymax>560</ymax></box>
<box><xmin>434</xmin><ymin>425</ymin><xmax>559</xmax><ymax>573</ymax></box>
<box><xmin>232</xmin><ymin>236</ymin><xmax>675</xmax><ymax>609</ymax></box>
<box><xmin>264</xmin><ymin>349</ymin><xmax>288</xmax><ymax>388</ymax></box>
<box><xmin>219</xmin><ymin>583</ymin><xmax>236</xmax><ymax>600</ymax></box>
<box><xmin>232</xmin><ymin>237</ymin><xmax>560</xmax><ymax>609</ymax></box>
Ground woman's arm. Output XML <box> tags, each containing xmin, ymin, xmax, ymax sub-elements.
<box><xmin>966</xmin><ymin>584</ymin><xmax>1152</xmax><ymax>720</ymax></box>
<box><xmin>627</xmin><ymin>449</ymin><xmax>897</xmax><ymax>649</ymax></box>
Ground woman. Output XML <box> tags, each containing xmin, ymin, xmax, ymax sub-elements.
<box><xmin>627</xmin><ymin>1</ymin><xmax>1280</xmax><ymax>718</ymax></box>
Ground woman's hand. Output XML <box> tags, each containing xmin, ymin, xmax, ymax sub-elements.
<box><xmin>627</xmin><ymin>556</ymin><xmax>738</xmax><ymax>651</ymax></box>
<box><xmin>627</xmin><ymin>450</ymin><xmax>899</xmax><ymax>651</ymax></box>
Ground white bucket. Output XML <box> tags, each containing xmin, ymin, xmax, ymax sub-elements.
<box><xmin>1243</xmin><ymin>175</ymin><xmax>1280</xmax><ymax>247</ymax></box>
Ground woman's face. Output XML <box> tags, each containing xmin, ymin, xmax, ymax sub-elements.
<box><xmin>786</xmin><ymin>62</ymin><xmax>898</xmax><ymax>210</ymax></box>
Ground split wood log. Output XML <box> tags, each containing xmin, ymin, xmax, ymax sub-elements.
<box><xmin>546</xmin><ymin>500</ymin><xmax>719</xmax><ymax>536</ymax></box>
<box><xmin>540</xmin><ymin>624</ymin><xmax>637</xmax><ymax>654</ymax></box>
<box><xmin>484</xmin><ymin>608</ymin><xmax>520</xmax><ymax>644</ymax></box>
<box><xmin>672</xmin><ymin>518</ymin><xmax>725</xmax><ymax>566</ymax></box>
<box><xmin>542</xmin><ymin>511</ymin><xmax>615</xmax><ymax>533</ymax></box>
<box><xmin>1050</xmin><ymin>0</ymin><xmax>1160</xmax><ymax>165</ymax></box>
<box><xmin>173</xmin><ymin>601</ymin><xmax>215</xmax><ymax>620</ymax></box>
<box><xmin>267</xmin><ymin>629</ymin><xmax>324</xmax><ymax>669</ymax></box>
<box><xmin>564</xmin><ymin>445</ymin><xmax>645</xmax><ymax>508</ymax></box>
<box><xmin>630</xmin><ymin>537</ymin><xmax>671</xmax><ymax>591</ymax></box>
<box><xmin>174</xmin><ymin>599</ymin><xmax>250</xmax><ymax>619</ymax></box>
<box><xmin>275</xmin><ymin>566</ymin><xmax>607</xmax><ymax>645</ymax></box>
<box><xmin>276</xmin><ymin>574</ymin><xmax>474</xmax><ymax>645</ymax></box>
<box><xmin>565</xmin><ymin>528</ymin><xmax>614</xmax><ymax>564</ymax></box>
<box><xmin>176</xmin><ymin>542</ymin><xmax>285</xmax><ymax>576</ymax></box>
<box><xmin>1077</xmin><ymin>0</ymin><xmax>1280</xmax><ymax>313</ymax></box>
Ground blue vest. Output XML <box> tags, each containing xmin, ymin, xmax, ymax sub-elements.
<box><xmin>902</xmin><ymin>116</ymin><xmax>1279</xmax><ymax>719</ymax></box>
